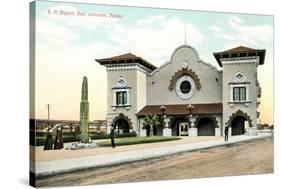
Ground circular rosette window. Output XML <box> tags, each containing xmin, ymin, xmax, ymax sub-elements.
<box><xmin>175</xmin><ymin>75</ymin><xmax>196</xmax><ymax>99</ymax></box>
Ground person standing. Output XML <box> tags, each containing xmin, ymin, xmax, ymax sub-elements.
<box><xmin>224</xmin><ymin>125</ymin><xmax>229</xmax><ymax>142</ymax></box>
<box><xmin>44</xmin><ymin>126</ymin><xmax>53</xmax><ymax>150</ymax></box>
<box><xmin>54</xmin><ymin>126</ymin><xmax>64</xmax><ymax>150</ymax></box>
<box><xmin>110</xmin><ymin>126</ymin><xmax>116</xmax><ymax>148</ymax></box>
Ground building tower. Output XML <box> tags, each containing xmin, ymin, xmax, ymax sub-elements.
<box><xmin>80</xmin><ymin>76</ymin><xmax>89</xmax><ymax>143</ymax></box>
<box><xmin>96</xmin><ymin>53</ymin><xmax>156</xmax><ymax>135</ymax></box>
<box><xmin>214</xmin><ymin>46</ymin><xmax>266</xmax><ymax>136</ymax></box>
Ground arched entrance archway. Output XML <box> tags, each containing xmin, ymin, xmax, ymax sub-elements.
<box><xmin>171</xmin><ymin>117</ymin><xmax>189</xmax><ymax>136</ymax></box>
<box><xmin>197</xmin><ymin>117</ymin><xmax>215</xmax><ymax>136</ymax></box>
<box><xmin>114</xmin><ymin>119</ymin><xmax>129</xmax><ymax>133</ymax></box>
<box><xmin>227</xmin><ymin>110</ymin><xmax>253</xmax><ymax>136</ymax></box>
<box><xmin>231</xmin><ymin>116</ymin><xmax>246</xmax><ymax>135</ymax></box>
<box><xmin>112</xmin><ymin>113</ymin><xmax>132</xmax><ymax>134</ymax></box>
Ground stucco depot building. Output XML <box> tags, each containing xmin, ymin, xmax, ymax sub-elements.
<box><xmin>95</xmin><ymin>44</ymin><xmax>265</xmax><ymax>137</ymax></box>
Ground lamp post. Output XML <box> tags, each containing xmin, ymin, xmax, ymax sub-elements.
<box><xmin>159</xmin><ymin>105</ymin><xmax>166</xmax><ymax>116</ymax></box>
<box><xmin>187</xmin><ymin>104</ymin><xmax>194</xmax><ymax>127</ymax></box>
<box><xmin>187</xmin><ymin>104</ymin><xmax>194</xmax><ymax>116</ymax></box>
<box><xmin>159</xmin><ymin>105</ymin><xmax>167</xmax><ymax>127</ymax></box>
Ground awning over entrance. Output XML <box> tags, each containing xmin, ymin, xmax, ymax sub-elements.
<box><xmin>136</xmin><ymin>103</ymin><xmax>222</xmax><ymax>116</ymax></box>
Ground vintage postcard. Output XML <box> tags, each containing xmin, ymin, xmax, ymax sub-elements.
<box><xmin>29</xmin><ymin>0</ymin><xmax>274</xmax><ymax>187</ymax></box>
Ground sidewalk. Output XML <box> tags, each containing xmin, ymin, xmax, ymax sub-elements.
<box><xmin>31</xmin><ymin>133</ymin><xmax>272</xmax><ymax>177</ymax></box>
<box><xmin>33</xmin><ymin>136</ymin><xmax>220</xmax><ymax>161</ymax></box>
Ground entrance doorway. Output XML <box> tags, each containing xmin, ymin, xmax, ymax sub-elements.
<box><xmin>231</xmin><ymin>116</ymin><xmax>246</xmax><ymax>135</ymax></box>
<box><xmin>197</xmin><ymin>117</ymin><xmax>215</xmax><ymax>136</ymax></box>
<box><xmin>171</xmin><ymin>118</ymin><xmax>188</xmax><ymax>136</ymax></box>
<box><xmin>179</xmin><ymin>122</ymin><xmax>189</xmax><ymax>136</ymax></box>
<box><xmin>114</xmin><ymin>119</ymin><xmax>130</xmax><ymax>133</ymax></box>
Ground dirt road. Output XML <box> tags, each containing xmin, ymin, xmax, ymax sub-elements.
<box><xmin>36</xmin><ymin>137</ymin><xmax>273</xmax><ymax>187</ymax></box>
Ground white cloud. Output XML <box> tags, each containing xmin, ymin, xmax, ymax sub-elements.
<box><xmin>109</xmin><ymin>17</ymin><xmax>204</xmax><ymax>66</ymax></box>
<box><xmin>40</xmin><ymin>5</ymin><xmax>204</xmax><ymax>67</ymax></box>
<box><xmin>229</xmin><ymin>15</ymin><xmax>244</xmax><ymax>23</ymax></box>
<box><xmin>228</xmin><ymin>16</ymin><xmax>273</xmax><ymax>46</ymax></box>
<box><xmin>221</xmin><ymin>34</ymin><xmax>235</xmax><ymax>40</ymax></box>
<box><xmin>210</xmin><ymin>25</ymin><xmax>221</xmax><ymax>32</ymax></box>
<box><xmin>136</xmin><ymin>15</ymin><xmax>166</xmax><ymax>26</ymax></box>
<box><xmin>210</xmin><ymin>25</ymin><xmax>235</xmax><ymax>41</ymax></box>
<box><xmin>210</xmin><ymin>16</ymin><xmax>273</xmax><ymax>48</ymax></box>
<box><xmin>35</xmin><ymin>14</ymin><xmax>205</xmax><ymax>119</ymax></box>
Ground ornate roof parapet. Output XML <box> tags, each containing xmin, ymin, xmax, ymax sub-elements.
<box><xmin>105</xmin><ymin>63</ymin><xmax>153</xmax><ymax>74</ymax></box>
<box><xmin>149</xmin><ymin>45</ymin><xmax>221</xmax><ymax>76</ymax></box>
<box><xmin>95</xmin><ymin>53</ymin><xmax>157</xmax><ymax>73</ymax></box>
<box><xmin>220</xmin><ymin>56</ymin><xmax>260</xmax><ymax>65</ymax></box>
<box><xmin>213</xmin><ymin>46</ymin><xmax>266</xmax><ymax>67</ymax></box>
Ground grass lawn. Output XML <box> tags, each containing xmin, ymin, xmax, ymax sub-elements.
<box><xmin>96</xmin><ymin>136</ymin><xmax>181</xmax><ymax>147</ymax></box>
<box><xmin>35</xmin><ymin>135</ymin><xmax>77</xmax><ymax>146</ymax></box>
<box><xmin>34</xmin><ymin>132</ymin><xmax>137</xmax><ymax>146</ymax></box>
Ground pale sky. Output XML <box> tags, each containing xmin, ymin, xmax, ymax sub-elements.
<box><xmin>33</xmin><ymin>0</ymin><xmax>273</xmax><ymax>124</ymax></box>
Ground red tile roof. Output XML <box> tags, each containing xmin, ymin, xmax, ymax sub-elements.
<box><xmin>96</xmin><ymin>53</ymin><xmax>138</xmax><ymax>61</ymax></box>
<box><xmin>136</xmin><ymin>103</ymin><xmax>222</xmax><ymax>116</ymax></box>
<box><xmin>95</xmin><ymin>53</ymin><xmax>157</xmax><ymax>71</ymax></box>
<box><xmin>213</xmin><ymin>46</ymin><xmax>266</xmax><ymax>67</ymax></box>
<box><xmin>222</xmin><ymin>46</ymin><xmax>256</xmax><ymax>53</ymax></box>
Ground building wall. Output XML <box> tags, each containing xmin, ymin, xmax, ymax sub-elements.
<box><xmin>138</xmin><ymin>117</ymin><xmax>146</xmax><ymax>136</ymax></box>
<box><xmin>222</xmin><ymin>62</ymin><xmax>258</xmax><ymax>130</ymax></box>
<box><xmin>137</xmin><ymin>71</ymin><xmax>147</xmax><ymax>112</ymax></box>
<box><xmin>136</xmin><ymin>71</ymin><xmax>147</xmax><ymax>135</ymax></box>
<box><xmin>147</xmin><ymin>45</ymin><xmax>222</xmax><ymax>105</ymax></box>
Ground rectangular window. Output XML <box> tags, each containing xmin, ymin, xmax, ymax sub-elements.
<box><xmin>240</xmin><ymin>87</ymin><xmax>246</xmax><ymax>101</ymax></box>
<box><xmin>123</xmin><ymin>92</ymin><xmax>127</xmax><ymax>104</ymax></box>
<box><xmin>233</xmin><ymin>87</ymin><xmax>240</xmax><ymax>101</ymax></box>
<box><xmin>233</xmin><ymin>87</ymin><xmax>246</xmax><ymax>102</ymax></box>
<box><xmin>116</xmin><ymin>91</ymin><xmax>127</xmax><ymax>106</ymax></box>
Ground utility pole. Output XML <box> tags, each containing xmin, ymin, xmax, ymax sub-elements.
<box><xmin>46</xmin><ymin>104</ymin><xmax>51</xmax><ymax>120</ymax></box>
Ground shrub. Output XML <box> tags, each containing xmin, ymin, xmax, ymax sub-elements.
<box><xmin>35</xmin><ymin>131</ymin><xmax>47</xmax><ymax>137</ymax></box>
<box><xmin>36</xmin><ymin>131</ymin><xmax>78</xmax><ymax>137</ymax></box>
<box><xmin>89</xmin><ymin>132</ymin><xmax>109</xmax><ymax>140</ymax></box>
<box><xmin>90</xmin><ymin>131</ymin><xmax>137</xmax><ymax>140</ymax></box>
<box><xmin>35</xmin><ymin>135</ymin><xmax>77</xmax><ymax>146</ymax></box>
<box><xmin>34</xmin><ymin>131</ymin><xmax>137</xmax><ymax>146</ymax></box>
<box><xmin>116</xmin><ymin>131</ymin><xmax>137</xmax><ymax>138</ymax></box>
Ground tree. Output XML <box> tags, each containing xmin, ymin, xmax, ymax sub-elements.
<box><xmin>143</xmin><ymin>114</ymin><xmax>161</xmax><ymax>136</ymax></box>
